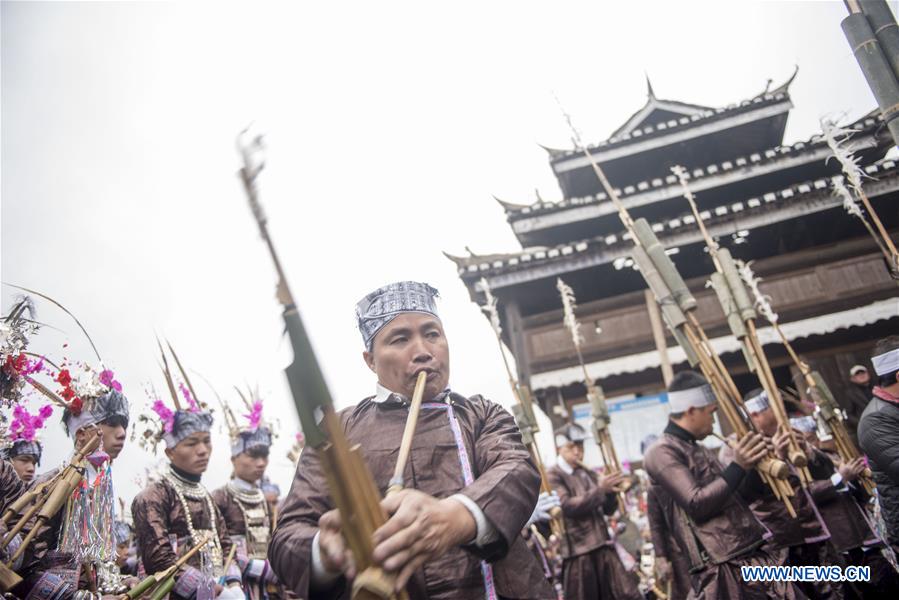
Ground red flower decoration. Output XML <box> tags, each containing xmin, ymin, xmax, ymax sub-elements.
<box><xmin>56</xmin><ymin>369</ymin><xmax>72</xmax><ymax>386</ymax></box>
<box><xmin>3</xmin><ymin>354</ymin><xmax>28</xmax><ymax>376</ymax></box>
<box><xmin>69</xmin><ymin>397</ymin><xmax>83</xmax><ymax>415</ymax></box>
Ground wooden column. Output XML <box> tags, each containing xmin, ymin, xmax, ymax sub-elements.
<box><xmin>503</xmin><ymin>297</ymin><xmax>533</xmax><ymax>387</ymax></box>
<box><xmin>645</xmin><ymin>289</ymin><xmax>674</xmax><ymax>386</ymax></box>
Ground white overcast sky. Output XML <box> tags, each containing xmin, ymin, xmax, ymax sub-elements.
<box><xmin>1</xmin><ymin>1</ymin><xmax>885</xmax><ymax>505</ymax></box>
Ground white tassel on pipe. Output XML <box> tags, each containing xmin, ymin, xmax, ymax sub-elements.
<box><xmin>832</xmin><ymin>176</ymin><xmax>866</xmax><ymax>220</ymax></box>
<box><xmin>556</xmin><ymin>278</ymin><xmax>583</xmax><ymax>350</ymax></box>
<box><xmin>478</xmin><ymin>277</ymin><xmax>503</xmax><ymax>339</ymax></box>
<box><xmin>736</xmin><ymin>260</ymin><xmax>779</xmax><ymax>325</ymax></box>
<box><xmin>821</xmin><ymin>118</ymin><xmax>869</xmax><ymax>197</ymax></box>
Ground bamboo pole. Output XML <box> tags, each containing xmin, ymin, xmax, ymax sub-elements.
<box><xmin>738</xmin><ymin>262</ymin><xmax>877</xmax><ymax>494</ymax></box>
<box><xmin>673</xmin><ymin>166</ymin><xmax>811</xmax><ymax>484</ymax></box>
<box><xmin>645</xmin><ymin>289</ymin><xmax>674</xmax><ymax>386</ymax></box>
<box><xmin>238</xmin><ymin>130</ymin><xmax>403</xmax><ymax>600</ymax></box>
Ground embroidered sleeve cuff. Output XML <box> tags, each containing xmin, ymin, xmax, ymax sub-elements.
<box><xmin>23</xmin><ymin>572</ymin><xmax>73</xmax><ymax>600</ymax></box>
<box><xmin>173</xmin><ymin>565</ymin><xmax>209</xmax><ymax>599</ymax></box>
<box><xmin>722</xmin><ymin>462</ymin><xmax>747</xmax><ymax>491</ymax></box>
<box><xmin>310</xmin><ymin>530</ymin><xmax>342</xmax><ymax>589</ymax></box>
<box><xmin>244</xmin><ymin>558</ymin><xmax>267</xmax><ymax>580</ymax></box>
<box><xmin>449</xmin><ymin>493</ymin><xmax>500</xmax><ymax>547</ymax></box>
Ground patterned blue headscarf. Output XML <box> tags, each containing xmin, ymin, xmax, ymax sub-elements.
<box><xmin>355</xmin><ymin>281</ymin><xmax>440</xmax><ymax>351</ymax></box>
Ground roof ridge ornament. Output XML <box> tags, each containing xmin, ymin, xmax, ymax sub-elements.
<box><xmin>765</xmin><ymin>65</ymin><xmax>799</xmax><ymax>98</ymax></box>
<box><xmin>645</xmin><ymin>72</ymin><xmax>656</xmax><ymax>99</ymax></box>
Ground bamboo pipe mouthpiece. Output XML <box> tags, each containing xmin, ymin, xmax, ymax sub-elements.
<box><xmin>148</xmin><ymin>578</ymin><xmax>175</xmax><ymax>600</ymax></box>
<box><xmin>2</xmin><ymin>488</ymin><xmax>40</xmax><ymax>525</ymax></box>
<box><xmin>788</xmin><ymin>450</ymin><xmax>808</xmax><ymax>469</ymax></box>
<box><xmin>0</xmin><ymin>562</ymin><xmax>23</xmax><ymax>593</ymax></box>
<box><xmin>352</xmin><ymin>568</ymin><xmax>403</xmax><ymax>600</ymax></box>
<box><xmin>758</xmin><ymin>457</ymin><xmax>789</xmax><ymax>480</ymax></box>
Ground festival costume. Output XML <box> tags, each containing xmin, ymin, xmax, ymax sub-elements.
<box><xmin>18</xmin><ymin>367</ymin><xmax>131</xmax><ymax>600</ymax></box>
<box><xmin>644</xmin><ymin>383</ymin><xmax>798</xmax><ymax>600</ymax></box>
<box><xmin>212</xmin><ymin>395</ymin><xmax>280</xmax><ymax>599</ymax></box>
<box><xmin>734</xmin><ymin>393</ymin><xmax>840</xmax><ymax>599</ymax></box>
<box><xmin>546</xmin><ymin>423</ymin><xmax>640</xmax><ymax>600</ymax></box>
<box><xmin>269</xmin><ymin>281</ymin><xmax>553</xmax><ymax>600</ymax></box>
<box><xmin>646</xmin><ymin>486</ymin><xmax>691</xmax><ymax>600</ymax></box>
<box><xmin>132</xmin><ymin>349</ymin><xmax>241</xmax><ymax>600</ymax></box>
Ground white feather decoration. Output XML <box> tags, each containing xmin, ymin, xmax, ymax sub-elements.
<box><xmin>736</xmin><ymin>260</ymin><xmax>779</xmax><ymax>324</ymax></box>
<box><xmin>556</xmin><ymin>278</ymin><xmax>583</xmax><ymax>349</ymax></box>
<box><xmin>832</xmin><ymin>177</ymin><xmax>865</xmax><ymax>220</ymax></box>
<box><xmin>478</xmin><ymin>277</ymin><xmax>503</xmax><ymax>339</ymax></box>
<box><xmin>821</xmin><ymin>118</ymin><xmax>868</xmax><ymax>196</ymax></box>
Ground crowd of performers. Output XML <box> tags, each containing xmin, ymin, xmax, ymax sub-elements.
<box><xmin>2</xmin><ymin>281</ymin><xmax>899</xmax><ymax>600</ymax></box>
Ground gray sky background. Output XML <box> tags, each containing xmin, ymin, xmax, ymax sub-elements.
<box><xmin>1</xmin><ymin>0</ymin><xmax>885</xmax><ymax>507</ymax></box>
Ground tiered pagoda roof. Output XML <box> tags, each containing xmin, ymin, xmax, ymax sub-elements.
<box><xmin>542</xmin><ymin>70</ymin><xmax>799</xmax><ymax>200</ymax></box>
<box><xmin>449</xmin><ymin>154</ymin><xmax>898</xmax><ymax>288</ymax></box>
<box><xmin>502</xmin><ymin>111</ymin><xmax>888</xmax><ymax>247</ymax></box>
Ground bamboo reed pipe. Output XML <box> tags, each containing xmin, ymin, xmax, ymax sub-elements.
<box><xmin>386</xmin><ymin>372</ymin><xmax>428</xmax><ymax>496</ymax></box>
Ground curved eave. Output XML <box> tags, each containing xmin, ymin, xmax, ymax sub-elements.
<box><xmin>507</xmin><ymin>112</ymin><xmax>883</xmax><ymax>225</ymax></box>
<box><xmin>764</xmin><ymin>65</ymin><xmax>799</xmax><ymax>98</ymax></box>
<box><xmin>493</xmin><ymin>196</ymin><xmax>532</xmax><ymax>214</ymax></box>
<box><xmin>456</xmin><ymin>158</ymin><xmax>899</xmax><ymax>286</ymax></box>
<box><xmin>538</xmin><ymin>143</ymin><xmax>569</xmax><ymax>159</ymax></box>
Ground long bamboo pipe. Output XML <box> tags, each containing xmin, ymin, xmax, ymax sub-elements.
<box><xmin>386</xmin><ymin>372</ymin><xmax>428</xmax><ymax>496</ymax></box>
<box><xmin>121</xmin><ymin>533</ymin><xmax>212</xmax><ymax>600</ymax></box>
<box><xmin>352</xmin><ymin>372</ymin><xmax>428</xmax><ymax>599</ymax></box>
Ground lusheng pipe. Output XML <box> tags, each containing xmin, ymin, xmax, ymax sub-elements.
<box><xmin>237</xmin><ymin>131</ymin><xmax>402</xmax><ymax>600</ymax></box>
<box><xmin>386</xmin><ymin>372</ymin><xmax>428</xmax><ymax>496</ymax></box>
<box><xmin>842</xmin><ymin>10</ymin><xmax>899</xmax><ymax>145</ymax></box>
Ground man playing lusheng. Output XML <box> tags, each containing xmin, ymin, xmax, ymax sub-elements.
<box><xmin>20</xmin><ymin>377</ymin><xmax>132</xmax><ymax>600</ymax></box>
<box><xmin>734</xmin><ymin>390</ymin><xmax>840</xmax><ymax>599</ymax></box>
<box><xmin>270</xmin><ymin>281</ymin><xmax>554</xmax><ymax>599</ymax></box>
<box><xmin>644</xmin><ymin>371</ymin><xmax>800</xmax><ymax>599</ymax></box>
<box><xmin>545</xmin><ymin>423</ymin><xmax>640</xmax><ymax>600</ymax></box>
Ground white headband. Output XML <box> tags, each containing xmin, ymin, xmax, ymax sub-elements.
<box><xmin>667</xmin><ymin>384</ymin><xmax>715</xmax><ymax>412</ymax></box>
<box><xmin>66</xmin><ymin>412</ymin><xmax>102</xmax><ymax>440</ymax></box>
<box><xmin>789</xmin><ymin>416</ymin><xmax>817</xmax><ymax>433</ymax></box>
<box><xmin>872</xmin><ymin>348</ymin><xmax>899</xmax><ymax>376</ymax></box>
<box><xmin>745</xmin><ymin>390</ymin><xmax>769</xmax><ymax>413</ymax></box>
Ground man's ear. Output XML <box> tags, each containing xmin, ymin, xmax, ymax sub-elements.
<box><xmin>164</xmin><ymin>447</ymin><xmax>174</xmax><ymax>461</ymax></box>
<box><xmin>363</xmin><ymin>350</ymin><xmax>376</xmax><ymax>373</ymax></box>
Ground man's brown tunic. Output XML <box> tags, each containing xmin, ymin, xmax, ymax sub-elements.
<box><xmin>132</xmin><ymin>473</ymin><xmax>236</xmax><ymax>600</ymax></box>
<box><xmin>720</xmin><ymin>442</ymin><xmax>839</xmax><ymax>599</ymax></box>
<box><xmin>212</xmin><ymin>483</ymin><xmax>272</xmax><ymax>557</ymax></box>
<box><xmin>545</xmin><ymin>461</ymin><xmax>641</xmax><ymax>600</ymax></box>
<box><xmin>646</xmin><ymin>486</ymin><xmax>691</xmax><ymax>600</ymax></box>
<box><xmin>644</xmin><ymin>423</ymin><xmax>797</xmax><ymax>599</ymax></box>
<box><xmin>213</xmin><ymin>481</ymin><xmax>280</xmax><ymax>598</ymax></box>
<box><xmin>270</xmin><ymin>393</ymin><xmax>554</xmax><ymax>600</ymax></box>
<box><xmin>1</xmin><ymin>460</ymin><xmax>26</xmax><ymax>567</ymax></box>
